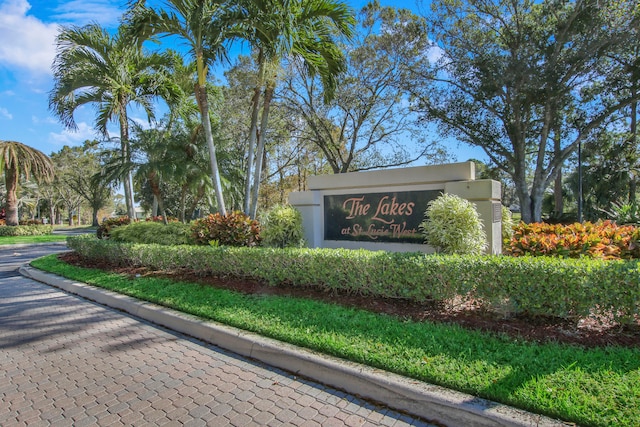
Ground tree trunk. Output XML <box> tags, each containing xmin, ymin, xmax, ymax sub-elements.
<box><xmin>195</xmin><ymin>52</ymin><xmax>226</xmax><ymax>216</ymax></box>
<box><xmin>119</xmin><ymin>111</ymin><xmax>136</xmax><ymax>219</ymax></box>
<box><xmin>148</xmin><ymin>172</ymin><xmax>167</xmax><ymax>224</ymax></box>
<box><xmin>530</xmin><ymin>182</ymin><xmax>546</xmax><ymax>223</ymax></box>
<box><xmin>553</xmin><ymin>132</ymin><xmax>563</xmax><ymax>217</ymax></box>
<box><xmin>196</xmin><ymin>83</ymin><xmax>227</xmax><ymax>216</ymax></box>
<box><xmin>244</xmin><ymin>52</ymin><xmax>265</xmax><ymax>215</ymax></box>
<box><xmin>630</xmin><ymin>97</ymin><xmax>637</xmax><ymax>204</ymax></box>
<box><xmin>516</xmin><ymin>187</ymin><xmax>533</xmax><ymax>224</ymax></box>
<box><xmin>4</xmin><ymin>167</ymin><xmax>19</xmax><ymax>226</ymax></box>
<box><xmin>179</xmin><ymin>184</ymin><xmax>188</xmax><ymax>223</ymax></box>
<box><xmin>49</xmin><ymin>204</ymin><xmax>56</xmax><ymax>227</ymax></box>
<box><xmin>92</xmin><ymin>208</ymin><xmax>99</xmax><ymax>227</ymax></box>
<box><xmin>554</xmin><ymin>168</ymin><xmax>563</xmax><ymax>217</ymax></box>
<box><xmin>186</xmin><ymin>186</ymin><xmax>205</xmax><ymax>222</ymax></box>
<box><xmin>250</xmin><ymin>83</ymin><xmax>275</xmax><ymax>219</ymax></box>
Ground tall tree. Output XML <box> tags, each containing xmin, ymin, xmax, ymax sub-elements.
<box><xmin>0</xmin><ymin>141</ymin><xmax>54</xmax><ymax>226</ymax></box>
<box><xmin>280</xmin><ymin>2</ymin><xmax>449</xmax><ymax>174</ymax></box>
<box><xmin>220</xmin><ymin>56</ymin><xmax>320</xmax><ymax>207</ymax></box>
<box><xmin>49</xmin><ymin>23</ymin><xmax>176</xmax><ymax>220</ymax></box>
<box><xmin>410</xmin><ymin>0</ymin><xmax>640</xmax><ymax>223</ymax></box>
<box><xmin>50</xmin><ymin>142</ymin><xmax>113</xmax><ymax>227</ymax></box>
<box><xmin>566</xmin><ymin>126</ymin><xmax>639</xmax><ymax>220</ymax></box>
<box><xmin>234</xmin><ymin>0</ymin><xmax>355</xmax><ymax>218</ymax></box>
<box><xmin>125</xmin><ymin>0</ymin><xmax>232</xmax><ymax>215</ymax></box>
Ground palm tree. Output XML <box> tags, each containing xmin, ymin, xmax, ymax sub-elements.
<box><xmin>125</xmin><ymin>0</ymin><xmax>234</xmax><ymax>216</ymax></box>
<box><xmin>49</xmin><ymin>23</ymin><xmax>178</xmax><ymax>220</ymax></box>
<box><xmin>131</xmin><ymin>125</ymin><xmax>178</xmax><ymax>224</ymax></box>
<box><xmin>0</xmin><ymin>141</ymin><xmax>55</xmax><ymax>226</ymax></box>
<box><xmin>235</xmin><ymin>0</ymin><xmax>355</xmax><ymax>218</ymax></box>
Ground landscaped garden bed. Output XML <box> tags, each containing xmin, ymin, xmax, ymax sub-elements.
<box><xmin>30</xmin><ymin>216</ymin><xmax>639</xmax><ymax>427</ymax></box>
<box><xmin>32</xmin><ymin>249</ymin><xmax>640</xmax><ymax>427</ymax></box>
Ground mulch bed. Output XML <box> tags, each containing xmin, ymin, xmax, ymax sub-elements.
<box><xmin>59</xmin><ymin>252</ymin><xmax>640</xmax><ymax>349</ymax></box>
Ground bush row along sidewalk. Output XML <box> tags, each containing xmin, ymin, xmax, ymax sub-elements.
<box><xmin>67</xmin><ymin>235</ymin><xmax>640</xmax><ymax>324</ymax></box>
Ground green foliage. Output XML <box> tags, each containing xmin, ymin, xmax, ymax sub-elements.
<box><xmin>420</xmin><ymin>193</ymin><xmax>486</xmax><ymax>255</ymax></box>
<box><xmin>0</xmin><ymin>225</ymin><xmax>53</xmax><ymax>236</ymax></box>
<box><xmin>67</xmin><ymin>235</ymin><xmax>640</xmax><ymax>325</ymax></box>
<box><xmin>190</xmin><ymin>212</ymin><xmax>261</xmax><ymax>247</ymax></box>
<box><xmin>96</xmin><ymin>216</ymin><xmax>132</xmax><ymax>239</ymax></box>
<box><xmin>566</xmin><ymin>128</ymin><xmax>639</xmax><ymax>223</ymax></box>
<box><xmin>602</xmin><ymin>201</ymin><xmax>640</xmax><ymax>226</ymax></box>
<box><xmin>501</xmin><ymin>205</ymin><xmax>514</xmax><ymax>247</ymax></box>
<box><xmin>145</xmin><ymin>215</ymin><xmax>179</xmax><ymax>223</ymax></box>
<box><xmin>110</xmin><ymin>221</ymin><xmax>193</xmax><ymax>246</ymax></box>
<box><xmin>19</xmin><ymin>219</ymin><xmax>44</xmax><ymax>225</ymax></box>
<box><xmin>418</xmin><ymin>0</ymin><xmax>637</xmax><ymax>223</ymax></box>
<box><xmin>260</xmin><ymin>204</ymin><xmax>305</xmax><ymax>248</ymax></box>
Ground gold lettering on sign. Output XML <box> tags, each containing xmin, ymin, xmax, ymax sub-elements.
<box><xmin>337</xmin><ymin>193</ymin><xmax>420</xmax><ymax>240</ymax></box>
<box><xmin>371</xmin><ymin>196</ymin><xmax>415</xmax><ymax>224</ymax></box>
<box><xmin>343</xmin><ymin>196</ymin><xmax>370</xmax><ymax>219</ymax></box>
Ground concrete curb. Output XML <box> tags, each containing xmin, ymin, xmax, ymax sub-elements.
<box><xmin>20</xmin><ymin>265</ymin><xmax>571</xmax><ymax>427</ymax></box>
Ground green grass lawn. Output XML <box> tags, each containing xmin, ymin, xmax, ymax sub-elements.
<box><xmin>31</xmin><ymin>254</ymin><xmax>640</xmax><ymax>427</ymax></box>
<box><xmin>0</xmin><ymin>234</ymin><xmax>69</xmax><ymax>245</ymax></box>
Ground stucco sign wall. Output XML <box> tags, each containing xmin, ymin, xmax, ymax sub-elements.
<box><xmin>289</xmin><ymin>162</ymin><xmax>503</xmax><ymax>254</ymax></box>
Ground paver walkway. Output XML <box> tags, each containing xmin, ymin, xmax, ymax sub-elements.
<box><xmin>0</xmin><ymin>245</ymin><xmax>435</xmax><ymax>426</ymax></box>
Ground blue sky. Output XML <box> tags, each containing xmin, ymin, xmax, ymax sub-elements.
<box><xmin>0</xmin><ymin>0</ymin><xmax>486</xmax><ymax>162</ymax></box>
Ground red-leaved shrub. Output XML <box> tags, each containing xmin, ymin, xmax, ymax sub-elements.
<box><xmin>145</xmin><ymin>215</ymin><xmax>179</xmax><ymax>223</ymax></box>
<box><xmin>506</xmin><ymin>220</ymin><xmax>640</xmax><ymax>259</ymax></box>
<box><xmin>97</xmin><ymin>216</ymin><xmax>133</xmax><ymax>239</ymax></box>
<box><xmin>191</xmin><ymin>212</ymin><xmax>261</xmax><ymax>247</ymax></box>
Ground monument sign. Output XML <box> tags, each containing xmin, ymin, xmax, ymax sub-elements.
<box><xmin>289</xmin><ymin>162</ymin><xmax>502</xmax><ymax>254</ymax></box>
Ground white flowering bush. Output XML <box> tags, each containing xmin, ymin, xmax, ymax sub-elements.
<box><xmin>420</xmin><ymin>193</ymin><xmax>486</xmax><ymax>255</ymax></box>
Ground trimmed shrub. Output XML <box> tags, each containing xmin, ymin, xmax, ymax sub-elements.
<box><xmin>420</xmin><ymin>193</ymin><xmax>487</xmax><ymax>255</ymax></box>
<box><xmin>501</xmin><ymin>205</ymin><xmax>515</xmax><ymax>249</ymax></box>
<box><xmin>0</xmin><ymin>225</ymin><xmax>53</xmax><ymax>236</ymax></box>
<box><xmin>260</xmin><ymin>204</ymin><xmax>305</xmax><ymax>248</ymax></box>
<box><xmin>97</xmin><ymin>216</ymin><xmax>132</xmax><ymax>240</ymax></box>
<box><xmin>507</xmin><ymin>220</ymin><xmax>640</xmax><ymax>259</ymax></box>
<box><xmin>67</xmin><ymin>235</ymin><xmax>640</xmax><ymax>325</ymax></box>
<box><xmin>191</xmin><ymin>211</ymin><xmax>261</xmax><ymax>247</ymax></box>
<box><xmin>145</xmin><ymin>215</ymin><xmax>179</xmax><ymax>223</ymax></box>
<box><xmin>19</xmin><ymin>219</ymin><xmax>43</xmax><ymax>225</ymax></box>
<box><xmin>110</xmin><ymin>221</ymin><xmax>193</xmax><ymax>246</ymax></box>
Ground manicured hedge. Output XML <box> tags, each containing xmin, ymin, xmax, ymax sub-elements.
<box><xmin>110</xmin><ymin>221</ymin><xmax>193</xmax><ymax>246</ymax></box>
<box><xmin>67</xmin><ymin>235</ymin><xmax>640</xmax><ymax>325</ymax></box>
<box><xmin>0</xmin><ymin>225</ymin><xmax>54</xmax><ymax>236</ymax></box>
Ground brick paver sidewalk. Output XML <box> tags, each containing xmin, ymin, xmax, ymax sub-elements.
<box><xmin>0</xmin><ymin>273</ymin><xmax>435</xmax><ymax>426</ymax></box>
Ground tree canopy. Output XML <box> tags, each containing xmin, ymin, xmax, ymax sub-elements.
<box><xmin>410</xmin><ymin>0</ymin><xmax>640</xmax><ymax>222</ymax></box>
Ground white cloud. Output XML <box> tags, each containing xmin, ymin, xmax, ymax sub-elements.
<box><xmin>0</xmin><ymin>0</ymin><xmax>124</xmax><ymax>77</ymax></box>
<box><xmin>131</xmin><ymin>116</ymin><xmax>152</xmax><ymax>130</ymax></box>
<box><xmin>32</xmin><ymin>115</ymin><xmax>57</xmax><ymax>125</ymax></box>
<box><xmin>428</xmin><ymin>45</ymin><xmax>445</xmax><ymax>64</ymax></box>
<box><xmin>0</xmin><ymin>0</ymin><xmax>58</xmax><ymax>75</ymax></box>
<box><xmin>48</xmin><ymin>121</ymin><xmax>98</xmax><ymax>146</ymax></box>
<box><xmin>51</xmin><ymin>0</ymin><xmax>123</xmax><ymax>27</ymax></box>
<box><xmin>0</xmin><ymin>107</ymin><xmax>12</xmax><ymax>119</ymax></box>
